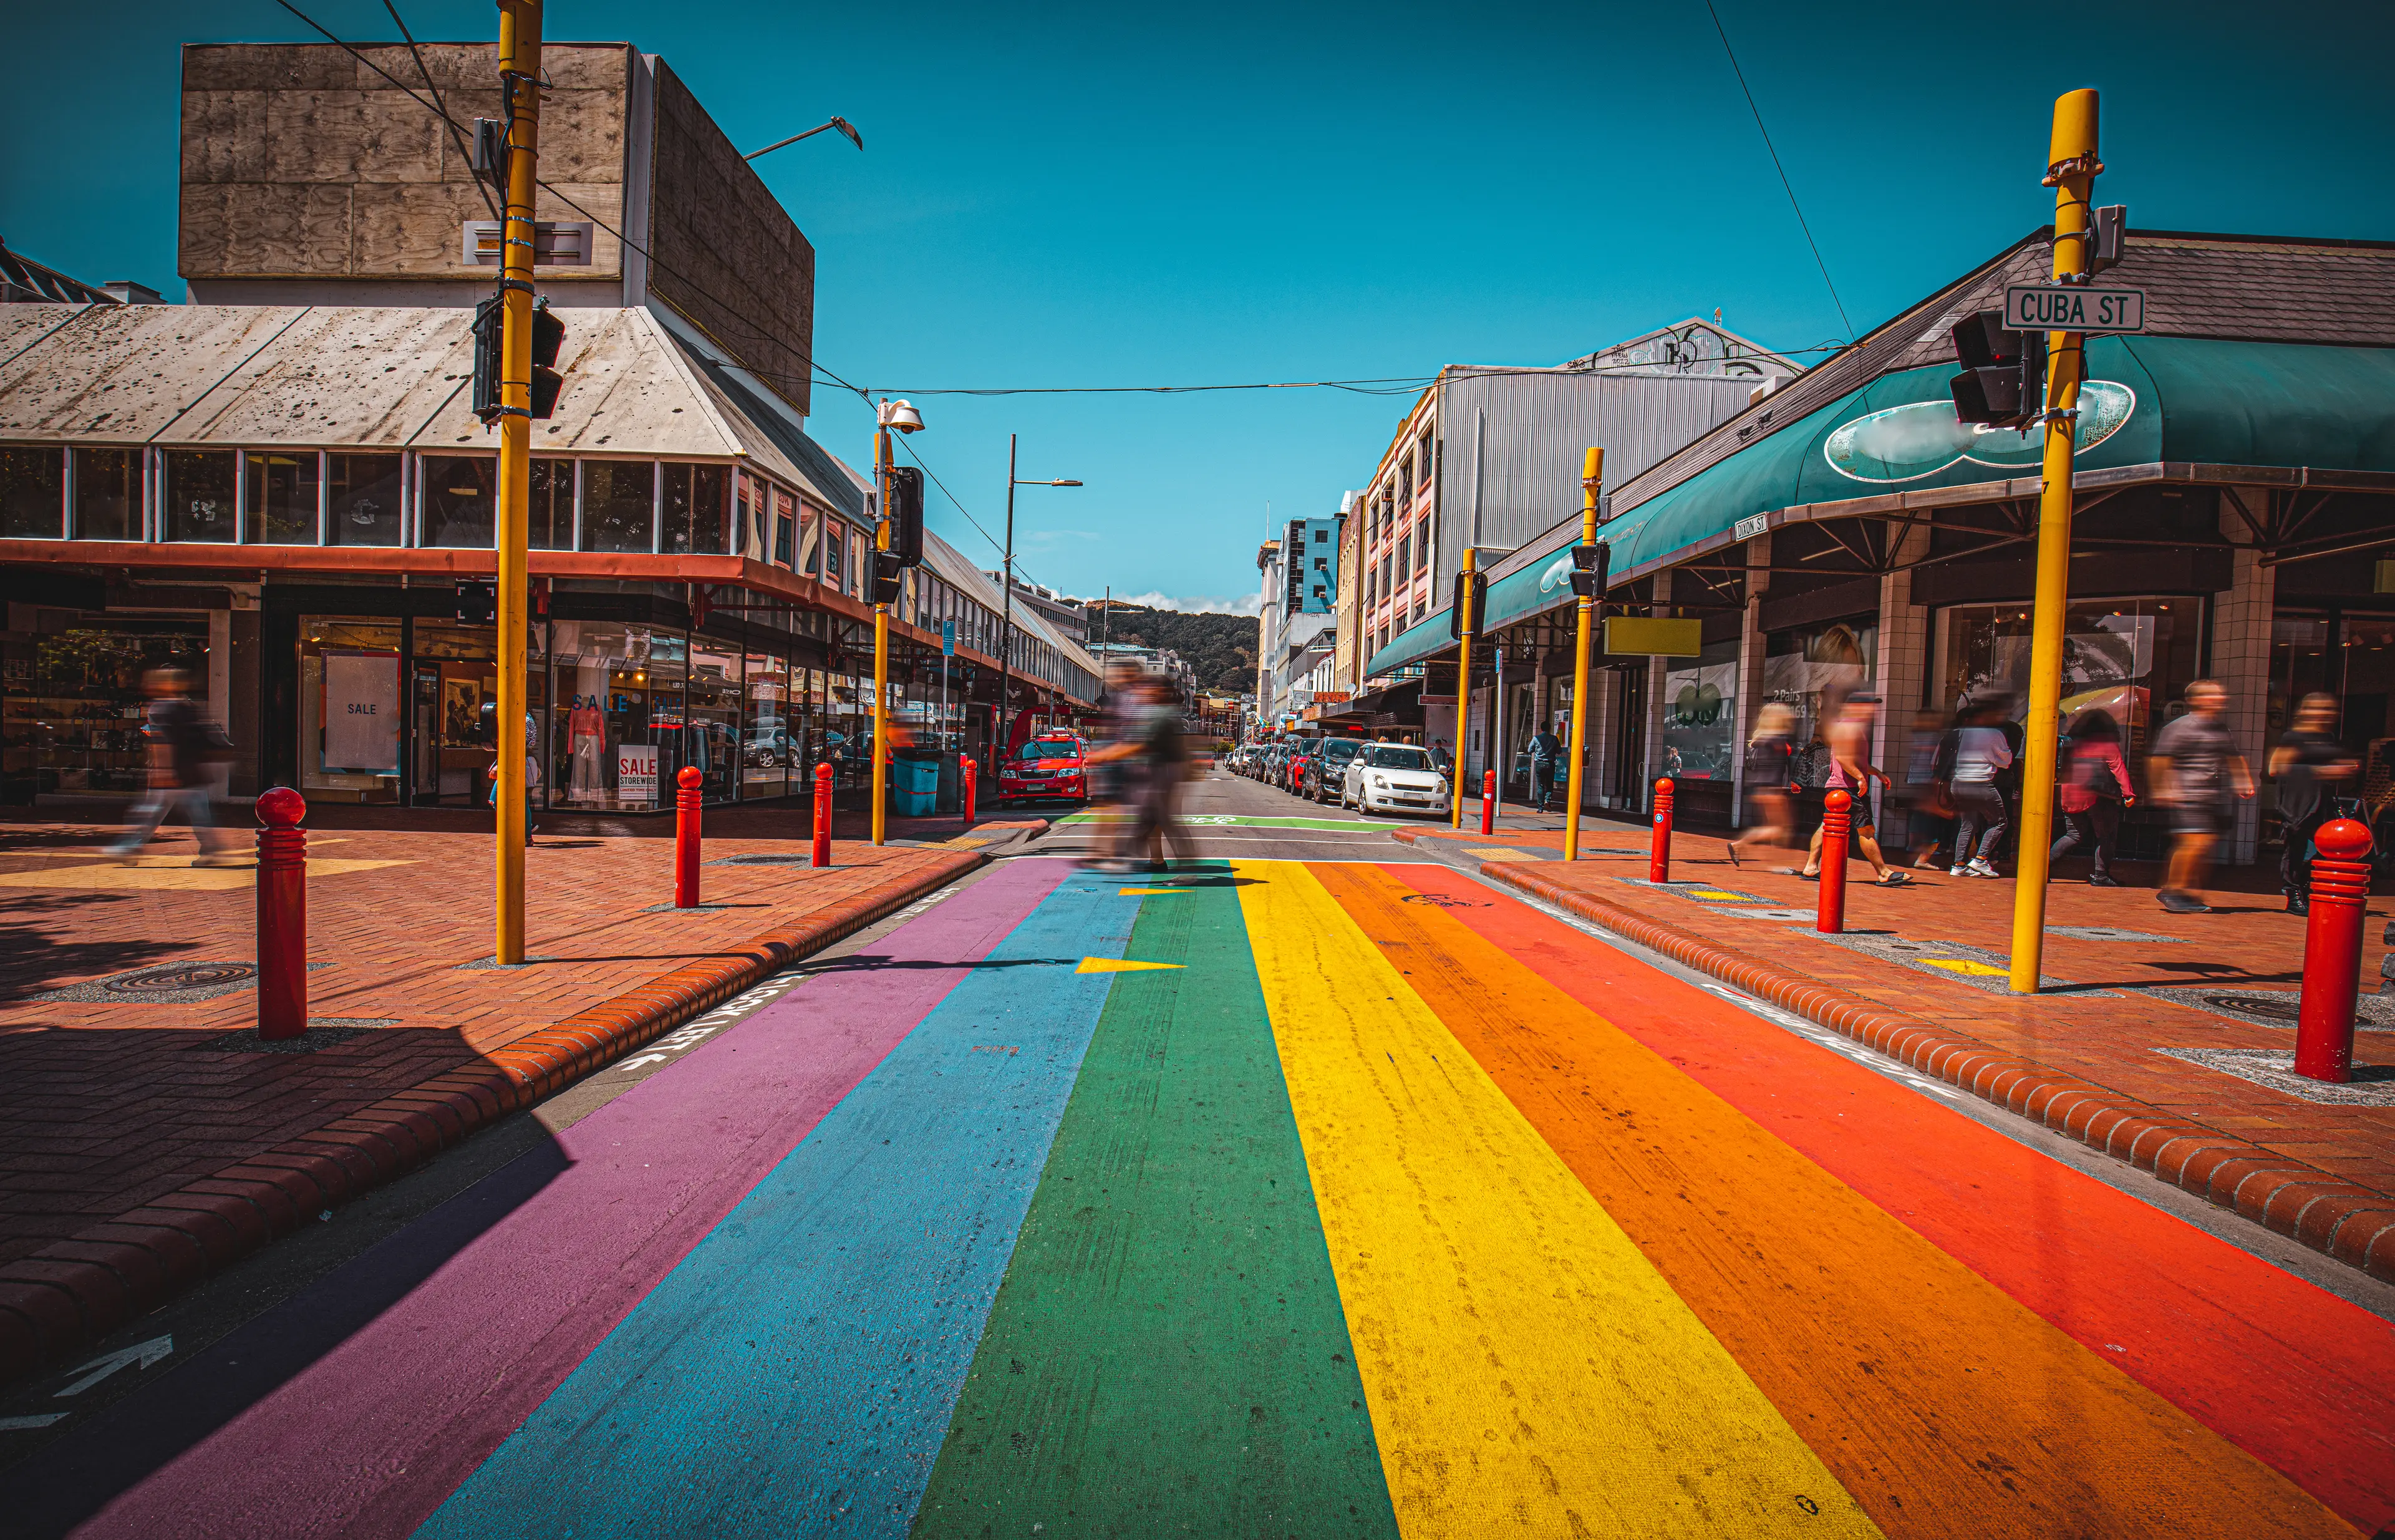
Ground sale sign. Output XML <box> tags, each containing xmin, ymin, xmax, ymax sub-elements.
<box><xmin>618</xmin><ymin>743</ymin><xmax>658</xmax><ymax>805</ymax></box>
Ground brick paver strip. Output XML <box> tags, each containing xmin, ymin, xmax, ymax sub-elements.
<box><xmin>0</xmin><ymin>826</ymin><xmax>994</xmax><ymax>1387</ymax></box>
<box><xmin>1397</xmin><ymin>833</ymin><xmax>2395</xmax><ymax>1286</ymax></box>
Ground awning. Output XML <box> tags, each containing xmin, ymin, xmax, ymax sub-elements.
<box><xmin>1365</xmin><ymin>336</ymin><xmax>2395</xmax><ymax>679</ymax></box>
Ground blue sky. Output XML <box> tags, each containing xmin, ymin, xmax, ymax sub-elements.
<box><xmin>4</xmin><ymin>1</ymin><xmax>2389</xmax><ymax>612</ymax></box>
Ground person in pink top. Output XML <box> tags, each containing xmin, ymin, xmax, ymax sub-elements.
<box><xmin>2049</xmin><ymin>707</ymin><xmax>2136</xmax><ymax>885</ymax></box>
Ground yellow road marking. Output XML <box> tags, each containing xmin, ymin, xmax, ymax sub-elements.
<box><xmin>1073</xmin><ymin>956</ymin><xmax>1184</xmax><ymax>974</ymax></box>
<box><xmin>1116</xmin><ymin>887</ymin><xmax>1188</xmax><ymax>896</ymax></box>
<box><xmin>1923</xmin><ymin>957</ymin><xmax>2008</xmax><ymax>976</ymax></box>
<box><xmin>1234</xmin><ymin>859</ymin><xmax>1879</xmax><ymax>1538</ymax></box>
<box><xmin>1473</xmin><ymin>848</ymin><xmax>1542</xmax><ymax>863</ymax></box>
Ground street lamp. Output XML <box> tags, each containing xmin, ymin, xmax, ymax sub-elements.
<box><xmin>869</xmin><ymin>397</ymin><xmax>925</xmax><ymax>846</ymax></box>
<box><xmin>997</xmin><ymin>434</ymin><xmax>1080</xmax><ymax>757</ymax></box>
<box><xmin>743</xmin><ymin>117</ymin><xmax>865</xmax><ymax>160</ymax></box>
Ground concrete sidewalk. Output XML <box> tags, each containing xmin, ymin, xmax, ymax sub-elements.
<box><xmin>1397</xmin><ymin>820</ymin><xmax>2395</xmax><ymax>1283</ymax></box>
<box><xmin>0</xmin><ymin>809</ymin><xmax>1038</xmax><ymax>1384</ymax></box>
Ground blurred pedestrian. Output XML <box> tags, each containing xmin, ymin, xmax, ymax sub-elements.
<box><xmin>2149</xmin><ymin>679</ymin><xmax>2255</xmax><ymax>914</ymax></box>
<box><xmin>1728</xmin><ymin>702</ymin><xmax>1797</xmax><ymax>868</ymax></box>
<box><xmin>1088</xmin><ymin>677</ymin><xmax>1192</xmax><ymax>872</ymax></box>
<box><xmin>2050</xmin><ymin>708</ymin><xmax>2136</xmax><ymax>886</ymax></box>
<box><xmin>2268</xmin><ymin>691</ymin><xmax>2355</xmax><ymax>914</ymax></box>
<box><xmin>1946</xmin><ymin>699</ymin><xmax>2015</xmax><ymax>878</ymax></box>
<box><xmin>1901</xmin><ymin>708</ymin><xmax>1955</xmax><ymax>868</ymax></box>
<box><xmin>107</xmin><ymin>667</ymin><xmax>239</xmax><ymax>863</ymax></box>
<box><xmin>1084</xmin><ymin>663</ymin><xmax>1143</xmax><ymax>868</ymax></box>
<box><xmin>1802</xmin><ymin>695</ymin><xmax>1909</xmax><ymax>886</ymax></box>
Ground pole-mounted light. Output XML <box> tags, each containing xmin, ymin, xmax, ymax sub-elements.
<box><xmin>744</xmin><ymin>117</ymin><xmax>864</xmax><ymax>160</ymax></box>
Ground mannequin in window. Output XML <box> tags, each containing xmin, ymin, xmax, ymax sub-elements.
<box><xmin>568</xmin><ymin>693</ymin><xmax>604</xmax><ymax>800</ymax></box>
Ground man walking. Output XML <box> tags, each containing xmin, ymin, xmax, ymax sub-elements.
<box><xmin>107</xmin><ymin>667</ymin><xmax>239</xmax><ymax>863</ymax></box>
<box><xmin>1526</xmin><ymin>722</ymin><xmax>1564</xmax><ymax>813</ymax></box>
<box><xmin>2149</xmin><ymin>679</ymin><xmax>2256</xmax><ymax>914</ymax></box>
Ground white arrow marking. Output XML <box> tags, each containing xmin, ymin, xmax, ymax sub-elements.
<box><xmin>0</xmin><ymin>1414</ymin><xmax>67</xmax><ymax>1430</ymax></box>
<box><xmin>54</xmin><ymin>1334</ymin><xmax>173</xmax><ymax>1397</ymax></box>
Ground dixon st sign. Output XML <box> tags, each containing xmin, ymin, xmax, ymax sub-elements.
<box><xmin>2003</xmin><ymin>283</ymin><xmax>2146</xmax><ymax>334</ymax></box>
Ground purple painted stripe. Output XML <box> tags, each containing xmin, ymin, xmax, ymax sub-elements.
<box><xmin>67</xmin><ymin>859</ymin><xmax>1072</xmax><ymax>1540</ymax></box>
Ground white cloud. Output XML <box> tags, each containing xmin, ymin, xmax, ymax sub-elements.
<box><xmin>1115</xmin><ymin>590</ymin><xmax>1263</xmax><ymax>617</ymax></box>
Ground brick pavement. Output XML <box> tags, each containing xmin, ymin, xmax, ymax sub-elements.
<box><xmin>0</xmin><ymin>805</ymin><xmax>1032</xmax><ymax>1383</ymax></box>
<box><xmin>1394</xmin><ymin>819</ymin><xmax>2395</xmax><ymax>1282</ymax></box>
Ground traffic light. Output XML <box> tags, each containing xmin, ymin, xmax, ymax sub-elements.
<box><xmin>1567</xmin><ymin>541</ymin><xmax>1610</xmax><ymax>599</ymax></box>
<box><xmin>884</xmin><ymin>465</ymin><xmax>925</xmax><ymax>568</ymax></box>
<box><xmin>869</xmin><ymin>551</ymin><xmax>905</xmax><ymax>606</ymax></box>
<box><xmin>470</xmin><ymin>294</ymin><xmax>566</xmax><ymax>423</ymax></box>
<box><xmin>529</xmin><ymin>299</ymin><xmax>565</xmax><ymax>419</ymax></box>
<box><xmin>455</xmin><ymin>577</ymin><xmax>497</xmax><ymax>626</ymax></box>
<box><xmin>1448</xmin><ymin>571</ymin><xmax>1488</xmax><ymax>640</ymax></box>
<box><xmin>1948</xmin><ymin>311</ymin><xmax>2047</xmax><ymax>429</ymax></box>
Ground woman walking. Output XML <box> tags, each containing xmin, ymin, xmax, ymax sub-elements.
<box><xmin>1728</xmin><ymin>702</ymin><xmax>1797</xmax><ymax>866</ymax></box>
<box><xmin>1947</xmin><ymin>700</ymin><xmax>2015</xmax><ymax>878</ymax></box>
<box><xmin>2050</xmin><ymin>708</ymin><xmax>2136</xmax><ymax>886</ymax></box>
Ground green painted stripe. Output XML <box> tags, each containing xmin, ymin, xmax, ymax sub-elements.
<box><xmin>912</xmin><ymin>863</ymin><xmax>1398</xmax><ymax>1539</ymax></box>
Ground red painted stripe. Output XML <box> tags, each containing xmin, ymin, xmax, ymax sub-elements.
<box><xmin>1388</xmin><ymin>862</ymin><xmax>2395</xmax><ymax>1535</ymax></box>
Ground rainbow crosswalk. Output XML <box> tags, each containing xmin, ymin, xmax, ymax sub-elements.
<box><xmin>42</xmin><ymin>858</ymin><xmax>2395</xmax><ymax>1539</ymax></box>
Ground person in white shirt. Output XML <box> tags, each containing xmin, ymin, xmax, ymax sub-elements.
<box><xmin>1946</xmin><ymin>700</ymin><xmax>2015</xmax><ymax>878</ymax></box>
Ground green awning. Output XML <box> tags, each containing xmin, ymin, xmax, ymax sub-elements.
<box><xmin>1365</xmin><ymin>336</ymin><xmax>2395</xmax><ymax>679</ymax></box>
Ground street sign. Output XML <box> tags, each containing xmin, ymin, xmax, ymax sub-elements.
<box><xmin>941</xmin><ymin>619</ymin><xmax>956</xmax><ymax>657</ymax></box>
<box><xmin>2003</xmin><ymin>283</ymin><xmax>2146</xmax><ymax>334</ymax></box>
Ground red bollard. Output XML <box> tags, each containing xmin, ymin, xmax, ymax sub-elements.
<box><xmin>961</xmin><ymin>754</ymin><xmax>977</xmax><ymax>827</ymax></box>
<box><xmin>1817</xmin><ymin>788</ymin><xmax>1851</xmax><ymax>934</ymax></box>
<box><xmin>1650</xmin><ymin>777</ymin><xmax>1675</xmax><ymax>883</ymax></box>
<box><xmin>811</xmin><ymin>762</ymin><xmax>834</xmax><ymax>869</ymax></box>
<box><xmin>673</xmin><ymin>765</ymin><xmax>704</xmax><ymax>908</ymax></box>
<box><xmin>2296</xmin><ymin>818</ymin><xmax>2374</xmax><ymax>1082</ymax></box>
<box><xmin>255</xmin><ymin>787</ymin><xmax>307</xmax><ymax>1042</ymax></box>
<box><xmin>1480</xmin><ymin>769</ymin><xmax>1497</xmax><ymax>835</ymax></box>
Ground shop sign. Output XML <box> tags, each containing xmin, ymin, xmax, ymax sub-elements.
<box><xmin>2003</xmin><ymin>284</ymin><xmax>2145</xmax><ymax>334</ymax></box>
<box><xmin>322</xmin><ymin>651</ymin><xmax>400</xmax><ymax>773</ymax></box>
<box><xmin>619</xmin><ymin>744</ymin><xmax>659</xmax><ymax>805</ymax></box>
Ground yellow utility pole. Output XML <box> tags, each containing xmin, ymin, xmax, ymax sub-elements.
<box><xmin>493</xmin><ymin>0</ymin><xmax>543</xmax><ymax>965</ymax></box>
<box><xmin>871</xmin><ymin>418</ymin><xmax>893</xmax><ymax>846</ymax></box>
<box><xmin>2007</xmin><ymin>87</ymin><xmax>2101</xmax><ymax>994</ymax></box>
<box><xmin>1564</xmin><ymin>447</ymin><xmax>1604</xmax><ymax>861</ymax></box>
<box><xmin>1449</xmin><ymin>544</ymin><xmax>1477</xmax><ymax>828</ymax></box>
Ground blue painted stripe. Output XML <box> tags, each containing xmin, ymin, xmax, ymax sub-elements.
<box><xmin>415</xmin><ymin>869</ymin><xmax>1135</xmax><ymax>1539</ymax></box>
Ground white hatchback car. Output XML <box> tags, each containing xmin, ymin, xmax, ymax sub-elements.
<box><xmin>1342</xmin><ymin>743</ymin><xmax>1449</xmax><ymax>816</ymax></box>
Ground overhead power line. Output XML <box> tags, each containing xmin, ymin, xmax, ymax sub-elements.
<box><xmin>1700</xmin><ymin>0</ymin><xmax>1854</xmax><ymax>341</ymax></box>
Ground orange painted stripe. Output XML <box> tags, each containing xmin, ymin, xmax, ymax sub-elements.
<box><xmin>1388</xmin><ymin>860</ymin><xmax>2395</xmax><ymax>1534</ymax></box>
<box><xmin>1312</xmin><ymin>861</ymin><xmax>2359</xmax><ymax>1539</ymax></box>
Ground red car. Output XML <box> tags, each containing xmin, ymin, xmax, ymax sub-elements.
<box><xmin>996</xmin><ymin>734</ymin><xmax>1089</xmax><ymax>806</ymax></box>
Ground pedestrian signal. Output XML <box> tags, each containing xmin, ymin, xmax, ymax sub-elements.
<box><xmin>470</xmin><ymin>295</ymin><xmax>566</xmax><ymax>422</ymax></box>
<box><xmin>885</xmin><ymin>465</ymin><xmax>925</xmax><ymax>568</ymax></box>
<box><xmin>529</xmin><ymin>298</ymin><xmax>565</xmax><ymax>419</ymax></box>
<box><xmin>1948</xmin><ymin>310</ymin><xmax>2046</xmax><ymax>429</ymax></box>
<box><xmin>455</xmin><ymin>577</ymin><xmax>497</xmax><ymax>626</ymax></box>
<box><xmin>869</xmin><ymin>551</ymin><xmax>905</xmax><ymax>606</ymax></box>
<box><xmin>1568</xmin><ymin>542</ymin><xmax>1609</xmax><ymax>599</ymax></box>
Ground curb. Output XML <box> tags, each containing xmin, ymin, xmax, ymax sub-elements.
<box><xmin>0</xmin><ymin>849</ymin><xmax>987</xmax><ymax>1388</ymax></box>
<box><xmin>1463</xmin><ymin>853</ymin><xmax>2395</xmax><ymax>1286</ymax></box>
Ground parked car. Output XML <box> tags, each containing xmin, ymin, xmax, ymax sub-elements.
<box><xmin>1301</xmin><ymin>737</ymin><xmax>1365</xmax><ymax>801</ymax></box>
<box><xmin>1342</xmin><ymin>742</ymin><xmax>1449</xmax><ymax>816</ymax></box>
<box><xmin>1280</xmin><ymin>742</ymin><xmax>1315</xmax><ymax>794</ymax></box>
<box><xmin>996</xmin><ymin>734</ymin><xmax>1088</xmax><ymax>807</ymax></box>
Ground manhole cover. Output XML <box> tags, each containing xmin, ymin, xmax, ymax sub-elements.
<box><xmin>709</xmin><ymin>855</ymin><xmax>822</xmax><ymax>866</ymax></box>
<box><xmin>1400</xmin><ymin>893</ymin><xmax>1474</xmax><ymax>908</ymax></box>
<box><xmin>2202</xmin><ymin>992</ymin><xmax>2300</xmax><ymax>1023</ymax></box>
<box><xmin>104</xmin><ymin>962</ymin><xmax>256</xmax><ymax>995</ymax></box>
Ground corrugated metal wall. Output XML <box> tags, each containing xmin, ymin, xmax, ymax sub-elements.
<box><xmin>1434</xmin><ymin>370</ymin><xmax>1760</xmax><ymax>601</ymax></box>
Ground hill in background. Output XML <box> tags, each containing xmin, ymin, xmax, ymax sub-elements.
<box><xmin>1083</xmin><ymin>604</ymin><xmax>1258</xmax><ymax>695</ymax></box>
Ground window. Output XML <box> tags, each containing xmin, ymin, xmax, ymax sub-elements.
<box><xmin>327</xmin><ymin>453</ymin><xmax>401</xmax><ymax>546</ymax></box>
<box><xmin>164</xmin><ymin>450</ymin><xmax>238</xmax><ymax>543</ymax></box>
<box><xmin>73</xmin><ymin>447</ymin><xmax>138</xmax><ymax>541</ymax></box>
<box><xmin>0</xmin><ymin>445</ymin><xmax>62</xmax><ymax>538</ymax></box>
<box><xmin>461</xmin><ymin>220</ymin><xmax>594</xmax><ymax>266</ymax></box>
<box><xmin>529</xmin><ymin>458</ymin><xmax>574</xmax><ymax>550</ymax></box>
<box><xmin>243</xmin><ymin>450</ymin><xmax>319</xmax><ymax>543</ymax></box>
<box><xmin>663</xmin><ymin>463</ymin><xmax>728</xmax><ymax>554</ymax></box>
<box><xmin>581</xmin><ymin>460</ymin><xmax>654</xmax><ymax>553</ymax></box>
<box><xmin>419</xmin><ymin>455</ymin><xmax>496</xmax><ymax>548</ymax></box>
<box><xmin>823</xmin><ymin>519</ymin><xmax>846</xmax><ymax>588</ymax></box>
<box><xmin>1416</xmin><ymin>432</ymin><xmax>1434</xmax><ymax>497</ymax></box>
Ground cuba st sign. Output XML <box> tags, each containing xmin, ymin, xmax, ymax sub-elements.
<box><xmin>2003</xmin><ymin>283</ymin><xmax>2146</xmax><ymax>334</ymax></box>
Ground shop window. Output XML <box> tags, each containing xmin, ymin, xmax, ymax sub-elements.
<box><xmin>1662</xmin><ymin>638</ymin><xmax>1740</xmax><ymax>783</ymax></box>
<box><xmin>581</xmin><ymin>460</ymin><xmax>654</xmax><ymax>553</ymax></box>
<box><xmin>164</xmin><ymin>450</ymin><xmax>237</xmax><ymax>543</ymax></box>
<box><xmin>1764</xmin><ymin>617</ymin><xmax>1877</xmax><ymax>754</ymax></box>
<box><xmin>243</xmin><ymin>450</ymin><xmax>320</xmax><ymax>544</ymax></box>
<box><xmin>547</xmin><ymin>621</ymin><xmax>683</xmax><ymax>810</ymax></box>
<box><xmin>326</xmin><ymin>453</ymin><xmax>401</xmax><ymax>546</ymax></box>
<box><xmin>1933</xmin><ymin>598</ymin><xmax>2200</xmax><ymax>760</ymax></box>
<box><xmin>530</xmin><ymin>457</ymin><xmax>574</xmax><ymax>550</ymax></box>
<box><xmin>684</xmin><ymin>635</ymin><xmax>742</xmax><ymax>801</ymax></box>
<box><xmin>0</xmin><ymin>445</ymin><xmax>63</xmax><ymax>538</ymax></box>
<box><xmin>773</xmin><ymin>489</ymin><xmax>796</xmax><ymax>566</ymax></box>
<box><xmin>663</xmin><ymin>463</ymin><xmax>728</xmax><ymax>555</ymax></box>
<box><xmin>298</xmin><ymin>617</ymin><xmax>403</xmax><ymax>802</ymax></box>
<box><xmin>420</xmin><ymin>455</ymin><xmax>496</xmax><ymax>548</ymax></box>
<box><xmin>72</xmin><ymin>448</ymin><xmax>139</xmax><ymax>541</ymax></box>
<box><xmin>12</xmin><ymin>621</ymin><xmax>206</xmax><ymax>799</ymax></box>
<box><xmin>743</xmin><ymin>647</ymin><xmax>790</xmax><ymax>798</ymax></box>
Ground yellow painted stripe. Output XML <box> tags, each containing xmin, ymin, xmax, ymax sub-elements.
<box><xmin>1073</xmin><ymin>956</ymin><xmax>1184</xmax><ymax>974</ymax></box>
<box><xmin>1233</xmin><ymin>859</ymin><xmax>1881</xmax><ymax>1538</ymax></box>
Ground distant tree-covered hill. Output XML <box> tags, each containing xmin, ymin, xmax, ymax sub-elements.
<box><xmin>1083</xmin><ymin>604</ymin><xmax>1257</xmax><ymax>695</ymax></box>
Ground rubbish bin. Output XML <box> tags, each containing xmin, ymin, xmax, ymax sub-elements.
<box><xmin>891</xmin><ymin>752</ymin><xmax>939</xmax><ymax>818</ymax></box>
